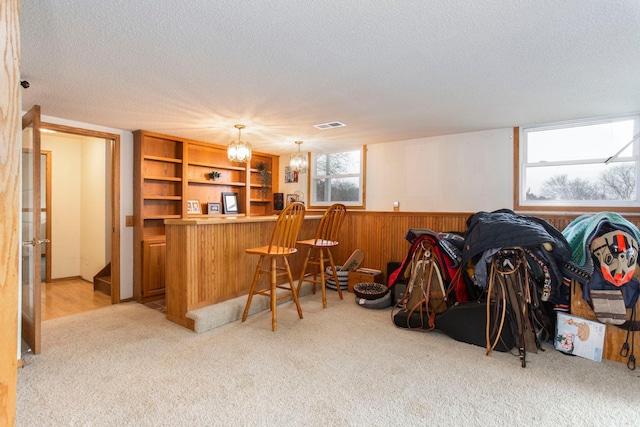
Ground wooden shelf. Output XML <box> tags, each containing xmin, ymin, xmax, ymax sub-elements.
<box><xmin>143</xmin><ymin>175</ymin><xmax>182</xmax><ymax>182</ymax></box>
<box><xmin>250</xmin><ymin>199</ymin><xmax>270</xmax><ymax>203</ymax></box>
<box><xmin>188</xmin><ymin>179</ymin><xmax>246</xmax><ymax>187</ymax></box>
<box><xmin>188</xmin><ymin>160</ymin><xmax>244</xmax><ymax>171</ymax></box>
<box><xmin>143</xmin><ymin>155</ymin><xmax>183</xmax><ymax>163</ymax></box>
<box><xmin>143</xmin><ymin>214</ymin><xmax>182</xmax><ymax>220</ymax></box>
<box><xmin>143</xmin><ymin>195</ymin><xmax>182</xmax><ymax>200</ymax></box>
<box><xmin>187</xmin><ymin>213</ymin><xmax>247</xmax><ymax>219</ymax></box>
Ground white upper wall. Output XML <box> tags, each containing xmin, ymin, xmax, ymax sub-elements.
<box><xmin>366</xmin><ymin>128</ymin><xmax>513</xmax><ymax>212</ymax></box>
<box><xmin>80</xmin><ymin>137</ymin><xmax>107</xmax><ymax>281</ymax></box>
<box><xmin>41</xmin><ymin>135</ymin><xmax>82</xmax><ymax>279</ymax></box>
<box><xmin>278</xmin><ymin>127</ymin><xmax>514</xmax><ymax>213</ymax></box>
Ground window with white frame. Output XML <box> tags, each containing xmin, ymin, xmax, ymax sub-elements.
<box><xmin>309</xmin><ymin>147</ymin><xmax>365</xmax><ymax>208</ymax></box>
<box><xmin>518</xmin><ymin>115</ymin><xmax>640</xmax><ymax>209</ymax></box>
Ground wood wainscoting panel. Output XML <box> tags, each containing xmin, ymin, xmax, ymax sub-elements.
<box><xmin>328</xmin><ymin>211</ymin><xmax>640</xmax><ymax>285</ymax></box>
<box><xmin>330</xmin><ymin>211</ymin><xmax>472</xmax><ymax>283</ymax></box>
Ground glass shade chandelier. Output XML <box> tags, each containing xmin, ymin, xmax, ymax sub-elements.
<box><xmin>227</xmin><ymin>124</ymin><xmax>252</xmax><ymax>163</ymax></box>
<box><xmin>289</xmin><ymin>140</ymin><xmax>307</xmax><ymax>173</ymax></box>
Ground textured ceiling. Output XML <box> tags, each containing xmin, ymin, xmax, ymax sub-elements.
<box><xmin>19</xmin><ymin>1</ymin><xmax>640</xmax><ymax>155</ymax></box>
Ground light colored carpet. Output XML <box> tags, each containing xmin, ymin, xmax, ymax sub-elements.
<box><xmin>17</xmin><ymin>290</ymin><xmax>640</xmax><ymax>426</ymax></box>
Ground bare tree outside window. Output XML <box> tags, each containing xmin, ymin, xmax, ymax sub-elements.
<box><xmin>528</xmin><ymin>163</ymin><xmax>636</xmax><ymax>201</ymax></box>
<box><xmin>600</xmin><ymin>163</ymin><xmax>636</xmax><ymax>200</ymax></box>
<box><xmin>539</xmin><ymin>175</ymin><xmax>602</xmax><ymax>200</ymax></box>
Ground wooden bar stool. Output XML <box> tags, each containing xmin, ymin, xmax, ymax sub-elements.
<box><xmin>242</xmin><ymin>202</ymin><xmax>306</xmax><ymax>331</ymax></box>
<box><xmin>297</xmin><ymin>203</ymin><xmax>347</xmax><ymax>308</ymax></box>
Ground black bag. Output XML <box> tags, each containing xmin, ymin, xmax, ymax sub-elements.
<box><xmin>393</xmin><ymin>309</ymin><xmax>431</xmax><ymax>330</ymax></box>
<box><xmin>433</xmin><ymin>301</ymin><xmax>517</xmax><ymax>352</ymax></box>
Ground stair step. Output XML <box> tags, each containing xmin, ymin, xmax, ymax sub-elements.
<box><xmin>94</xmin><ymin>276</ymin><xmax>111</xmax><ymax>296</ymax></box>
<box><xmin>186</xmin><ymin>281</ymin><xmax>315</xmax><ymax>333</ymax></box>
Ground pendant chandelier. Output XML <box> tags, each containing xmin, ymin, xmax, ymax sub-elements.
<box><xmin>227</xmin><ymin>124</ymin><xmax>252</xmax><ymax>163</ymax></box>
<box><xmin>289</xmin><ymin>140</ymin><xmax>307</xmax><ymax>173</ymax></box>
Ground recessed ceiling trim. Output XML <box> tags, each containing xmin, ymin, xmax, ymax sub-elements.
<box><xmin>314</xmin><ymin>121</ymin><xmax>346</xmax><ymax>130</ymax></box>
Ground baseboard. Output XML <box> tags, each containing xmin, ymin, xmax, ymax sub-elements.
<box><xmin>48</xmin><ymin>275</ymin><xmax>83</xmax><ymax>283</ymax></box>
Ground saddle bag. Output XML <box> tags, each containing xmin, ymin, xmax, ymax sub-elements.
<box><xmin>391</xmin><ymin>239</ymin><xmax>448</xmax><ymax>331</ymax></box>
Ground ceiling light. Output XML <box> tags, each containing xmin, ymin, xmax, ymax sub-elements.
<box><xmin>227</xmin><ymin>124</ymin><xmax>252</xmax><ymax>163</ymax></box>
<box><xmin>314</xmin><ymin>121</ymin><xmax>346</xmax><ymax>130</ymax></box>
<box><xmin>289</xmin><ymin>141</ymin><xmax>307</xmax><ymax>173</ymax></box>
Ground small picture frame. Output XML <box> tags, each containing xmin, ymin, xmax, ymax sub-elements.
<box><xmin>286</xmin><ymin>193</ymin><xmax>299</xmax><ymax>206</ymax></box>
<box><xmin>187</xmin><ymin>200</ymin><xmax>202</xmax><ymax>214</ymax></box>
<box><xmin>222</xmin><ymin>192</ymin><xmax>239</xmax><ymax>214</ymax></box>
<box><xmin>284</xmin><ymin>166</ymin><xmax>298</xmax><ymax>183</ymax></box>
<box><xmin>207</xmin><ymin>202</ymin><xmax>221</xmax><ymax>215</ymax></box>
<box><xmin>274</xmin><ymin>192</ymin><xmax>284</xmax><ymax>211</ymax></box>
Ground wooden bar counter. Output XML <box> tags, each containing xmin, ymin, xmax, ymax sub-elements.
<box><xmin>164</xmin><ymin>215</ymin><xmax>321</xmax><ymax>329</ymax></box>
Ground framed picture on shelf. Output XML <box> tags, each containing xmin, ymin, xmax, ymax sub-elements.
<box><xmin>187</xmin><ymin>200</ymin><xmax>202</xmax><ymax>214</ymax></box>
<box><xmin>222</xmin><ymin>192</ymin><xmax>239</xmax><ymax>214</ymax></box>
<box><xmin>207</xmin><ymin>202</ymin><xmax>221</xmax><ymax>215</ymax></box>
<box><xmin>273</xmin><ymin>192</ymin><xmax>284</xmax><ymax>211</ymax></box>
<box><xmin>286</xmin><ymin>193</ymin><xmax>299</xmax><ymax>206</ymax></box>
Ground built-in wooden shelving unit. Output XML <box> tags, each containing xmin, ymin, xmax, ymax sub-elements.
<box><xmin>133</xmin><ymin>130</ymin><xmax>279</xmax><ymax>302</ymax></box>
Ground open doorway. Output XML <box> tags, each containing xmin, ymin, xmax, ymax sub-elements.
<box><xmin>40</xmin><ymin>122</ymin><xmax>121</xmax><ymax>311</ymax></box>
<box><xmin>39</xmin><ymin>132</ymin><xmax>111</xmax><ymax>320</ymax></box>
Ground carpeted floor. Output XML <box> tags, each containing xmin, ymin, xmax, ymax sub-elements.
<box><xmin>16</xmin><ymin>290</ymin><xmax>640</xmax><ymax>426</ymax></box>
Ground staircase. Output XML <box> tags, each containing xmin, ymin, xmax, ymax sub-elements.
<box><xmin>93</xmin><ymin>263</ymin><xmax>111</xmax><ymax>296</ymax></box>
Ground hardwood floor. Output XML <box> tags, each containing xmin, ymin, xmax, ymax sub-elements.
<box><xmin>41</xmin><ymin>279</ymin><xmax>111</xmax><ymax>321</ymax></box>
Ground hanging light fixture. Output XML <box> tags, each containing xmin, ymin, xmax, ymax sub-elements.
<box><xmin>227</xmin><ymin>124</ymin><xmax>252</xmax><ymax>163</ymax></box>
<box><xmin>289</xmin><ymin>140</ymin><xmax>307</xmax><ymax>173</ymax></box>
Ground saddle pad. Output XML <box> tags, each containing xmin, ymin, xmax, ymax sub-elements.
<box><xmin>590</xmin><ymin>290</ymin><xmax>626</xmax><ymax>325</ymax></box>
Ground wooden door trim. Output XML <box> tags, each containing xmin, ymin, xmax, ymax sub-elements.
<box><xmin>22</xmin><ymin>105</ymin><xmax>43</xmax><ymax>356</ymax></box>
<box><xmin>2</xmin><ymin>2</ymin><xmax>20</xmax><ymax>424</ymax></box>
<box><xmin>40</xmin><ymin>122</ymin><xmax>121</xmax><ymax>303</ymax></box>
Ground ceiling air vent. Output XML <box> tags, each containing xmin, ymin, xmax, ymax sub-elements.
<box><xmin>314</xmin><ymin>121</ymin><xmax>346</xmax><ymax>130</ymax></box>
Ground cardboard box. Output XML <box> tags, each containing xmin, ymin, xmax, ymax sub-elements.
<box><xmin>348</xmin><ymin>269</ymin><xmax>383</xmax><ymax>293</ymax></box>
<box><xmin>555</xmin><ymin>312</ymin><xmax>606</xmax><ymax>362</ymax></box>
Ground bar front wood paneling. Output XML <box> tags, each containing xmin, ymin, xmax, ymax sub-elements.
<box><xmin>165</xmin><ymin>216</ymin><xmax>320</xmax><ymax>329</ymax></box>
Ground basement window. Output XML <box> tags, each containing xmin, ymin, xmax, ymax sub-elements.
<box><xmin>516</xmin><ymin>114</ymin><xmax>640</xmax><ymax>211</ymax></box>
<box><xmin>309</xmin><ymin>147</ymin><xmax>365</xmax><ymax>209</ymax></box>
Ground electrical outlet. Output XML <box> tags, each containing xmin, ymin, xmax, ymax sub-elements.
<box><xmin>126</xmin><ymin>215</ymin><xmax>134</xmax><ymax>227</ymax></box>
